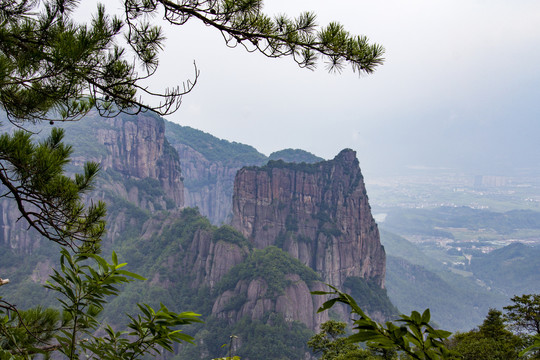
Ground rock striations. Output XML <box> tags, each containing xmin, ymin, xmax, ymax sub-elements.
<box><xmin>0</xmin><ymin>110</ymin><xmax>393</xmax><ymax>357</ymax></box>
<box><xmin>91</xmin><ymin>112</ymin><xmax>184</xmax><ymax>211</ymax></box>
<box><xmin>0</xmin><ymin>111</ymin><xmax>185</xmax><ymax>251</ymax></box>
<box><xmin>231</xmin><ymin>149</ymin><xmax>386</xmax><ymax>289</ymax></box>
<box><xmin>172</xmin><ymin>142</ymin><xmax>252</xmax><ymax>224</ymax></box>
<box><xmin>164</xmin><ymin>121</ymin><xmax>268</xmax><ymax>225</ymax></box>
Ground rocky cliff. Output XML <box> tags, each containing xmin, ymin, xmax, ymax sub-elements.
<box><xmin>83</xmin><ymin>112</ymin><xmax>184</xmax><ymax>212</ymax></box>
<box><xmin>0</xmin><ymin>199</ymin><xmax>41</xmax><ymax>253</ymax></box>
<box><xmin>0</xmin><ymin>111</ymin><xmax>185</xmax><ymax>250</ymax></box>
<box><xmin>209</xmin><ymin>245</ymin><xmax>329</xmax><ymax>332</ymax></box>
<box><xmin>164</xmin><ymin>121</ymin><xmax>324</xmax><ymax>225</ymax></box>
<box><xmin>231</xmin><ymin>149</ymin><xmax>386</xmax><ymax>289</ymax></box>
<box><xmin>66</xmin><ymin>112</ymin><xmax>185</xmax><ymax>242</ymax></box>
<box><xmin>172</xmin><ymin>142</ymin><xmax>250</xmax><ymax>224</ymax></box>
<box><xmin>165</xmin><ymin>121</ymin><xmax>267</xmax><ymax>224</ymax></box>
<box><xmin>182</xmin><ymin>227</ymin><xmax>250</xmax><ymax>289</ymax></box>
<box><xmin>212</xmin><ymin>274</ymin><xmax>329</xmax><ymax>330</ymax></box>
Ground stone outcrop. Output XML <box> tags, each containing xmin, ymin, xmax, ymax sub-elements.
<box><xmin>172</xmin><ymin>142</ymin><xmax>250</xmax><ymax>224</ymax></box>
<box><xmin>90</xmin><ymin>112</ymin><xmax>184</xmax><ymax>211</ymax></box>
<box><xmin>231</xmin><ymin>149</ymin><xmax>386</xmax><ymax>289</ymax></box>
<box><xmin>0</xmin><ymin>111</ymin><xmax>185</xmax><ymax>251</ymax></box>
<box><xmin>182</xmin><ymin>229</ymin><xmax>250</xmax><ymax>289</ymax></box>
<box><xmin>164</xmin><ymin>121</ymin><xmax>324</xmax><ymax>225</ymax></box>
<box><xmin>0</xmin><ymin>199</ymin><xmax>41</xmax><ymax>253</ymax></box>
<box><xmin>212</xmin><ymin>275</ymin><xmax>329</xmax><ymax>330</ymax></box>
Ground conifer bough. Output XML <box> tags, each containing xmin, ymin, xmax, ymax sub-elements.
<box><xmin>1</xmin><ymin>0</ymin><xmax>385</xmax><ymax>124</ymax></box>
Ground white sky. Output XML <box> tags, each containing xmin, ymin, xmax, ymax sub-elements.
<box><xmin>87</xmin><ymin>1</ymin><xmax>540</xmax><ymax>177</ymax></box>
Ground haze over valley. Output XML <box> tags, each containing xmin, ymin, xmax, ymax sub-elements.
<box><xmin>2</xmin><ymin>1</ymin><xmax>540</xmax><ymax>358</ymax></box>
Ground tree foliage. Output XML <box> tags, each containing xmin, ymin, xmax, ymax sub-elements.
<box><xmin>1</xmin><ymin>249</ymin><xmax>202</xmax><ymax>359</ymax></box>
<box><xmin>448</xmin><ymin>309</ymin><xmax>524</xmax><ymax>360</ymax></box>
<box><xmin>311</xmin><ymin>287</ymin><xmax>540</xmax><ymax>360</ymax></box>
<box><xmin>1</xmin><ymin>0</ymin><xmax>384</xmax><ymax>124</ymax></box>
<box><xmin>504</xmin><ymin>294</ymin><xmax>540</xmax><ymax>335</ymax></box>
<box><xmin>0</xmin><ymin>128</ymin><xmax>106</xmax><ymax>253</ymax></box>
<box><xmin>127</xmin><ymin>0</ymin><xmax>385</xmax><ymax>73</ymax></box>
<box><xmin>308</xmin><ymin>320</ymin><xmax>371</xmax><ymax>360</ymax></box>
<box><xmin>313</xmin><ymin>285</ymin><xmax>455</xmax><ymax>360</ymax></box>
<box><xmin>217</xmin><ymin>246</ymin><xmax>319</xmax><ymax>298</ymax></box>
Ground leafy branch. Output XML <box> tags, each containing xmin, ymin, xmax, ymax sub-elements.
<box><xmin>0</xmin><ymin>128</ymin><xmax>106</xmax><ymax>253</ymax></box>
<box><xmin>313</xmin><ymin>284</ymin><xmax>456</xmax><ymax>360</ymax></box>
<box><xmin>126</xmin><ymin>0</ymin><xmax>385</xmax><ymax>75</ymax></box>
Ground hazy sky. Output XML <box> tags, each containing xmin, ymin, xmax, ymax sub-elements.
<box><xmin>96</xmin><ymin>1</ymin><xmax>540</xmax><ymax>177</ymax></box>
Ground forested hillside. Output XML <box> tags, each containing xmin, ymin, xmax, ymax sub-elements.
<box><xmin>165</xmin><ymin>120</ymin><xmax>323</xmax><ymax>224</ymax></box>
<box><xmin>0</xmin><ymin>112</ymin><xmax>394</xmax><ymax>359</ymax></box>
<box><xmin>3</xmin><ymin>110</ymin><xmax>538</xmax><ymax>356</ymax></box>
<box><xmin>380</xmin><ymin>226</ymin><xmax>540</xmax><ymax>331</ymax></box>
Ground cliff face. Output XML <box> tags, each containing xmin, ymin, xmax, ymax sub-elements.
<box><xmin>231</xmin><ymin>149</ymin><xmax>386</xmax><ymax>289</ymax></box>
<box><xmin>212</xmin><ymin>275</ymin><xmax>329</xmax><ymax>330</ymax></box>
<box><xmin>0</xmin><ymin>199</ymin><xmax>41</xmax><ymax>253</ymax></box>
<box><xmin>172</xmin><ymin>142</ymin><xmax>247</xmax><ymax>224</ymax></box>
<box><xmin>90</xmin><ymin>112</ymin><xmax>184</xmax><ymax>211</ymax></box>
<box><xmin>164</xmin><ymin>120</ymin><xmax>324</xmax><ymax>225</ymax></box>
<box><xmin>164</xmin><ymin>121</ymin><xmax>269</xmax><ymax>225</ymax></box>
<box><xmin>182</xmin><ymin>228</ymin><xmax>250</xmax><ymax>289</ymax></box>
<box><xmin>0</xmin><ymin>112</ymin><xmax>185</xmax><ymax>251</ymax></box>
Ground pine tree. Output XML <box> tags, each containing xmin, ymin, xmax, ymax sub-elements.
<box><xmin>1</xmin><ymin>0</ymin><xmax>384</xmax><ymax>124</ymax></box>
<box><xmin>0</xmin><ymin>1</ymin><xmax>385</xmax><ymax>358</ymax></box>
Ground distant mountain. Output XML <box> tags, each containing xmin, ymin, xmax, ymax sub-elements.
<box><xmin>379</xmin><ymin>230</ymin><xmax>443</xmax><ymax>271</ymax></box>
<box><xmin>165</xmin><ymin>120</ymin><xmax>323</xmax><ymax>224</ymax></box>
<box><xmin>0</xmin><ymin>112</ymin><xmax>392</xmax><ymax>359</ymax></box>
<box><xmin>470</xmin><ymin>242</ymin><xmax>540</xmax><ymax>297</ymax></box>
<box><xmin>165</xmin><ymin>121</ymin><xmax>267</xmax><ymax>164</ymax></box>
<box><xmin>381</xmin><ymin>230</ymin><xmax>508</xmax><ymax>332</ymax></box>
<box><xmin>269</xmin><ymin>148</ymin><xmax>324</xmax><ymax>163</ymax></box>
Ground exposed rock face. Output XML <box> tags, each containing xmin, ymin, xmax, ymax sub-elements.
<box><xmin>164</xmin><ymin>121</ymin><xmax>324</xmax><ymax>225</ymax></box>
<box><xmin>231</xmin><ymin>149</ymin><xmax>386</xmax><ymax>289</ymax></box>
<box><xmin>182</xmin><ymin>229</ymin><xmax>250</xmax><ymax>289</ymax></box>
<box><xmin>0</xmin><ymin>112</ymin><xmax>185</xmax><ymax>251</ymax></box>
<box><xmin>0</xmin><ymin>199</ymin><xmax>41</xmax><ymax>252</ymax></box>
<box><xmin>173</xmin><ymin>142</ymin><xmax>248</xmax><ymax>224</ymax></box>
<box><xmin>91</xmin><ymin>112</ymin><xmax>184</xmax><ymax>211</ymax></box>
<box><xmin>212</xmin><ymin>275</ymin><xmax>329</xmax><ymax>330</ymax></box>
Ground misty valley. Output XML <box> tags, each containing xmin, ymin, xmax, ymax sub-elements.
<box><xmin>1</xmin><ymin>111</ymin><xmax>539</xmax><ymax>359</ymax></box>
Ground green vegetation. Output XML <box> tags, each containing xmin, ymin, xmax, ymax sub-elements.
<box><xmin>470</xmin><ymin>243</ymin><xmax>540</xmax><ymax>296</ymax></box>
<box><xmin>448</xmin><ymin>309</ymin><xmax>524</xmax><ymax>360</ymax></box>
<box><xmin>308</xmin><ymin>320</ymin><xmax>381</xmax><ymax>359</ymax></box>
<box><xmin>381</xmin><ymin>230</ymin><xmax>509</xmax><ymax>332</ymax></box>
<box><xmin>269</xmin><ymin>149</ymin><xmax>324</xmax><ymax>164</ymax></box>
<box><xmin>312</xmin><ymin>286</ymin><xmax>540</xmax><ymax>360</ymax></box>
<box><xmin>0</xmin><ymin>129</ymin><xmax>200</xmax><ymax>358</ymax></box>
<box><xmin>504</xmin><ymin>294</ymin><xmax>540</xmax><ymax>335</ymax></box>
<box><xmin>385</xmin><ymin>255</ymin><xmax>507</xmax><ymax>332</ymax></box>
<box><xmin>2</xmin><ymin>249</ymin><xmax>201</xmax><ymax>359</ymax></box>
<box><xmin>0</xmin><ymin>128</ymin><xmax>106</xmax><ymax>253</ymax></box>
<box><xmin>213</xmin><ymin>225</ymin><xmax>252</xmax><ymax>249</ymax></box>
<box><xmin>344</xmin><ymin>277</ymin><xmax>398</xmax><ymax>320</ymax></box>
<box><xmin>217</xmin><ymin>246</ymin><xmax>320</xmax><ymax>298</ymax></box>
<box><xmin>101</xmin><ymin>211</ymin><xmax>323</xmax><ymax>359</ymax></box>
<box><xmin>253</xmin><ymin>159</ymin><xmax>321</xmax><ymax>175</ymax></box>
<box><xmin>165</xmin><ymin>121</ymin><xmax>267</xmax><ymax>164</ymax></box>
<box><xmin>176</xmin><ymin>314</ymin><xmax>313</xmax><ymax>360</ymax></box>
<box><xmin>313</xmin><ymin>285</ymin><xmax>455</xmax><ymax>360</ymax></box>
<box><xmin>380</xmin><ymin>230</ymin><xmax>443</xmax><ymax>271</ymax></box>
